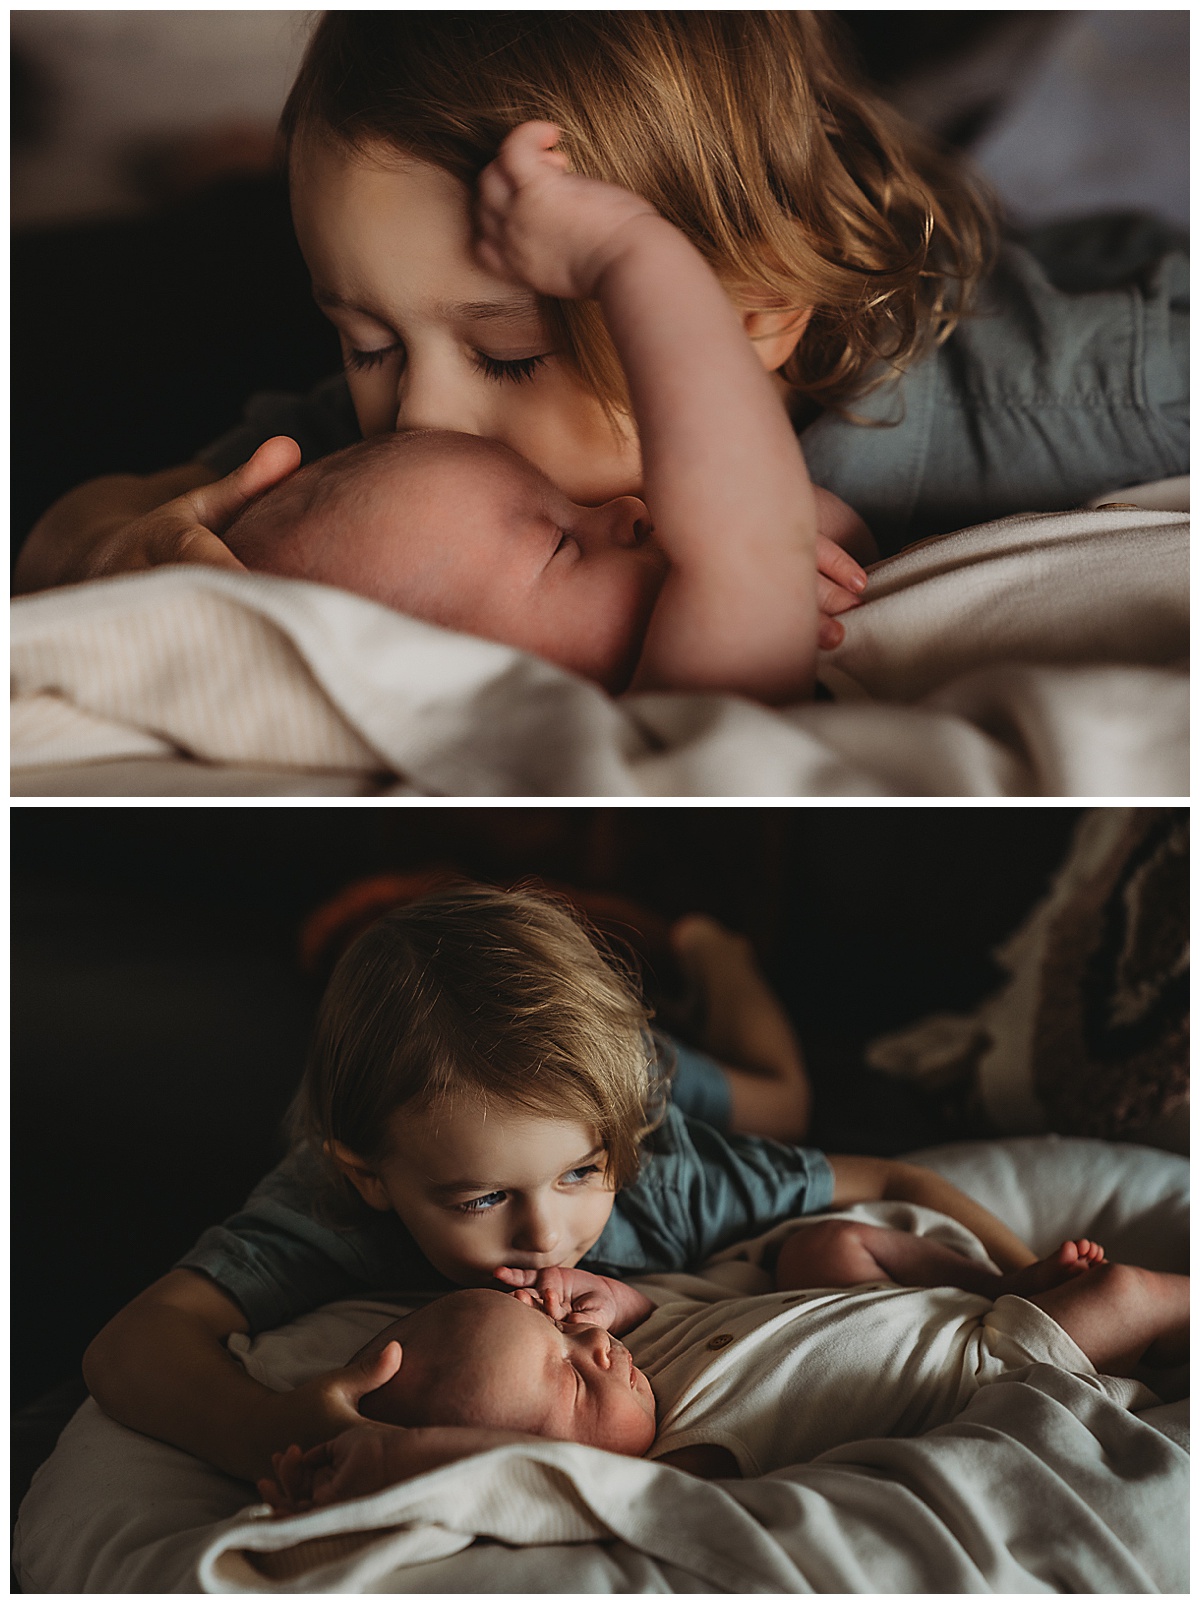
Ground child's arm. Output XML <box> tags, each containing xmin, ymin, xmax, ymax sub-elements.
<box><xmin>495</xmin><ymin>1265</ymin><xmax>654</xmax><ymax>1336</ymax></box>
<box><xmin>82</xmin><ymin>1268</ymin><xmax>401</xmax><ymax>1482</ymax></box>
<box><xmin>13</xmin><ymin>437</ymin><xmax>299</xmax><ymax>592</ymax></box>
<box><xmin>826</xmin><ymin>1156</ymin><xmax>1038</xmax><ymax>1273</ymax></box>
<box><xmin>477</xmin><ymin>122</ymin><xmax>820</xmax><ymax>704</ymax></box>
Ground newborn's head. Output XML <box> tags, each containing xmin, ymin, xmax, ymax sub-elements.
<box><xmin>358</xmin><ymin>1288</ymin><xmax>657</xmax><ymax>1456</ymax></box>
<box><xmin>225</xmin><ymin>431</ymin><xmax>667</xmax><ymax>693</ymax></box>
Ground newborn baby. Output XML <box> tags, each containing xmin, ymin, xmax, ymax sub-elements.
<box><xmin>223</xmin><ymin>430</ymin><xmax>667</xmax><ymax>693</ymax></box>
<box><xmin>261</xmin><ymin>1219</ymin><xmax>1186</xmax><ymax>1505</ymax></box>
<box><xmin>354</xmin><ymin>1282</ymin><xmax>659</xmax><ymax>1457</ymax></box>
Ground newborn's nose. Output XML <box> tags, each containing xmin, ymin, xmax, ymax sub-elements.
<box><xmin>603</xmin><ymin>495</ymin><xmax>654</xmax><ymax>549</ymax></box>
<box><xmin>573</xmin><ymin>1324</ymin><xmax>613</xmax><ymax>1366</ymax></box>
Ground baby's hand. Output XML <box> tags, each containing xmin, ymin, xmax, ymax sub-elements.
<box><xmin>496</xmin><ymin>1265</ymin><xmax>654</xmax><ymax>1335</ymax></box>
<box><xmin>475</xmin><ymin>121</ymin><xmax>657</xmax><ymax>301</ymax></box>
<box><xmin>497</xmin><ymin>1264</ymin><xmax>622</xmax><ymax>1328</ymax></box>
<box><xmin>814</xmin><ymin>488</ymin><xmax>877</xmax><ymax>650</ymax></box>
<box><xmin>258</xmin><ymin>1441</ymin><xmax>320</xmax><ymax>1514</ymax></box>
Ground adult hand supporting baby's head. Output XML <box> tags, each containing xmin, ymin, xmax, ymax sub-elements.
<box><xmin>80</xmin><ymin>435</ymin><xmax>301</xmax><ymax>583</ymax></box>
<box><xmin>14</xmin><ymin>436</ymin><xmax>301</xmax><ymax>593</ymax></box>
<box><xmin>167</xmin><ymin>436</ymin><xmax>302</xmax><ymax>572</ymax></box>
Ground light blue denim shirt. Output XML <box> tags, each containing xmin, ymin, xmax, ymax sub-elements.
<box><xmin>801</xmin><ymin>227</ymin><xmax>1188</xmax><ymax>553</ymax></box>
<box><xmin>201</xmin><ymin>223</ymin><xmax>1188</xmax><ymax>558</ymax></box>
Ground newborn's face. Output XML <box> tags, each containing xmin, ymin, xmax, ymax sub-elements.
<box><xmin>238</xmin><ymin>433</ymin><xmax>667</xmax><ymax>693</ymax></box>
<box><xmin>445</xmin><ymin>1288</ymin><xmax>657</xmax><ymax>1456</ymax></box>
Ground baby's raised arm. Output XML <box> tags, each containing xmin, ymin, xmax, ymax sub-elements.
<box><xmin>477</xmin><ymin>123</ymin><xmax>819</xmax><ymax>703</ymax></box>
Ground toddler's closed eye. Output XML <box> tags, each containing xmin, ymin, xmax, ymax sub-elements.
<box><xmin>470</xmin><ymin>351</ymin><xmax>550</xmax><ymax>384</ymax></box>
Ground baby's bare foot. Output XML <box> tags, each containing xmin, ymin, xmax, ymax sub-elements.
<box><xmin>999</xmin><ymin>1238</ymin><xmax>1108</xmax><ymax>1297</ymax></box>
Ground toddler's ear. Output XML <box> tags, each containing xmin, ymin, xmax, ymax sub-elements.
<box><xmin>738</xmin><ymin>301</ymin><xmax>813</xmax><ymax>373</ymax></box>
<box><xmin>327</xmin><ymin>1139</ymin><xmax>393</xmax><ymax>1211</ymax></box>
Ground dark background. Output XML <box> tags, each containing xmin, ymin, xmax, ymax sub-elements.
<box><xmin>12</xmin><ymin>804</ymin><xmax>1084</xmax><ymax>1411</ymax></box>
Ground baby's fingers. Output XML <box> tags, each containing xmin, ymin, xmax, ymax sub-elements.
<box><xmin>817</xmin><ymin>574</ymin><xmax>861</xmax><ymax>618</ymax></box>
<box><xmin>818</xmin><ymin>617</ymin><xmax>845</xmax><ymax>652</ymax></box>
<box><xmin>494</xmin><ymin>1266</ymin><xmax>537</xmax><ymax>1287</ymax></box>
<box><xmin>816</xmin><ymin>534</ymin><xmax>868</xmax><ymax>597</ymax></box>
<box><xmin>257</xmin><ymin>1476</ymin><xmax>286</xmax><ymax>1509</ymax></box>
<box><xmin>564</xmin><ymin>1303</ymin><xmax>602</xmax><ymax>1324</ymax></box>
<box><xmin>277</xmin><ymin>1445</ymin><xmax>310</xmax><ymax>1501</ymax></box>
<box><xmin>497</xmin><ymin>120</ymin><xmax>568</xmax><ymax>183</ymax></box>
<box><xmin>477</xmin><ymin>160</ymin><xmax>516</xmax><ymax>217</ymax></box>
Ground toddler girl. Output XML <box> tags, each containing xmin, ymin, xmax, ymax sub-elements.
<box><xmin>223</xmin><ymin>120</ymin><xmax>830</xmax><ymax>700</ymax></box>
<box><xmin>84</xmin><ymin>882</ymin><xmax>1037</xmax><ymax>1484</ymax></box>
<box><xmin>22</xmin><ymin>16</ymin><xmax>1184</xmax><ymax>625</ymax></box>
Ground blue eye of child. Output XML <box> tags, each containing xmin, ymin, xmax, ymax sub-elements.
<box><xmin>470</xmin><ymin>351</ymin><xmax>549</xmax><ymax>385</ymax></box>
<box><xmin>457</xmin><ymin>1190</ymin><xmax>506</xmax><ymax>1213</ymax></box>
<box><xmin>562</xmin><ymin>1164</ymin><xmax>601</xmax><ymax>1184</ymax></box>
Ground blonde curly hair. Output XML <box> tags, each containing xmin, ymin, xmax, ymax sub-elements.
<box><xmin>282</xmin><ymin>12</ymin><xmax>995</xmax><ymax>420</ymax></box>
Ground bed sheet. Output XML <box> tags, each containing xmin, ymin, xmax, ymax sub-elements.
<box><xmin>11</xmin><ymin>487</ymin><xmax>1188</xmax><ymax>797</ymax></box>
<box><xmin>12</xmin><ymin>1135</ymin><xmax>1187</xmax><ymax>1594</ymax></box>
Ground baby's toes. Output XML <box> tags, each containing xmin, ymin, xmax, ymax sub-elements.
<box><xmin>1054</xmin><ymin>1240</ymin><xmax>1090</xmax><ymax>1277</ymax></box>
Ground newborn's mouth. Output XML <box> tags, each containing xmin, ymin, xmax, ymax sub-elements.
<box><xmin>610</xmin><ymin>1339</ymin><xmax>638</xmax><ymax>1388</ymax></box>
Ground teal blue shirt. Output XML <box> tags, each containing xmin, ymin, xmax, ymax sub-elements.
<box><xmin>177</xmin><ymin>1101</ymin><xmax>833</xmax><ymax>1332</ymax></box>
<box><xmin>201</xmin><ymin>226</ymin><xmax>1188</xmax><ymax>557</ymax></box>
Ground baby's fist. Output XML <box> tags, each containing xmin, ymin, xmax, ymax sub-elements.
<box><xmin>475</xmin><ymin>122</ymin><xmax>657</xmax><ymax>300</ymax></box>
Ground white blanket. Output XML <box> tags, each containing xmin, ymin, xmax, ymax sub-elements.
<box><xmin>189</xmin><ymin>1368</ymin><xmax>1185</xmax><ymax>1593</ymax></box>
<box><xmin>12</xmin><ymin>1137</ymin><xmax>1188</xmax><ymax>1594</ymax></box>
<box><xmin>11</xmin><ymin>492</ymin><xmax>1188</xmax><ymax>797</ymax></box>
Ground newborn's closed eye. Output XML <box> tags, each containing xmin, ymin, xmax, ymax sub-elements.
<box><xmin>550</xmin><ymin>532</ymin><xmax>581</xmax><ymax>564</ymax></box>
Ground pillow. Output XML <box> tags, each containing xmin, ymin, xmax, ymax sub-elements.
<box><xmin>867</xmin><ymin>807</ymin><xmax>1188</xmax><ymax>1150</ymax></box>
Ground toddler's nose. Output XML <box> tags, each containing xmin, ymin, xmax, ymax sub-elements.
<box><xmin>512</xmin><ymin>1202</ymin><xmax>559</xmax><ymax>1256</ymax></box>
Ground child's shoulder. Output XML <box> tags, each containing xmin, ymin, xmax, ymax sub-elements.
<box><xmin>584</xmin><ymin>1106</ymin><xmax>833</xmax><ymax>1277</ymax></box>
<box><xmin>803</xmin><ymin>226</ymin><xmax>1188</xmax><ymax>554</ymax></box>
